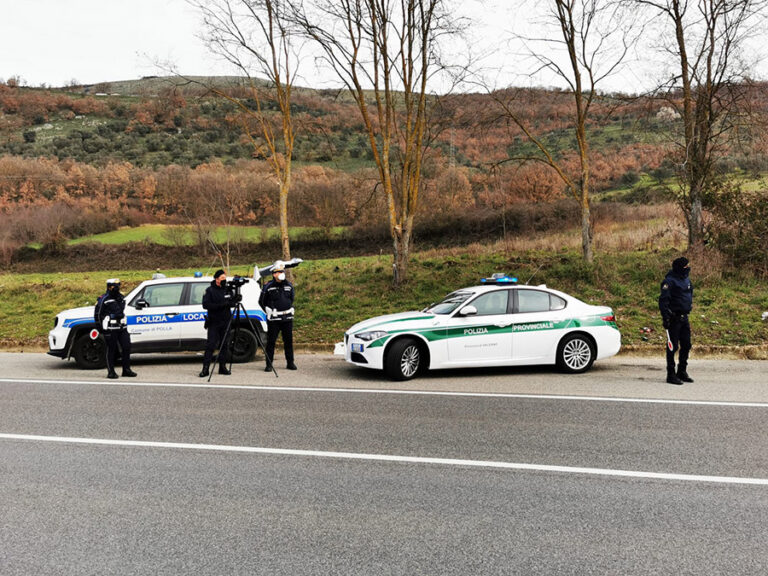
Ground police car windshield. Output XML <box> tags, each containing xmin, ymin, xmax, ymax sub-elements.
<box><xmin>427</xmin><ymin>291</ymin><xmax>473</xmax><ymax>315</ymax></box>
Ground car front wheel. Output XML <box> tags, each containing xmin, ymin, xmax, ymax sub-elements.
<box><xmin>73</xmin><ymin>333</ymin><xmax>107</xmax><ymax>369</ymax></box>
<box><xmin>557</xmin><ymin>333</ymin><xmax>595</xmax><ymax>373</ymax></box>
<box><xmin>385</xmin><ymin>338</ymin><xmax>423</xmax><ymax>381</ymax></box>
<box><xmin>229</xmin><ymin>327</ymin><xmax>259</xmax><ymax>363</ymax></box>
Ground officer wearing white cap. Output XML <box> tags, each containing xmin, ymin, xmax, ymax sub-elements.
<box><xmin>259</xmin><ymin>261</ymin><xmax>297</xmax><ymax>371</ymax></box>
<box><xmin>94</xmin><ymin>278</ymin><xmax>136</xmax><ymax>379</ymax></box>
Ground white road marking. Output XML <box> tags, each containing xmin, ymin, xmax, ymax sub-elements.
<box><xmin>1</xmin><ymin>377</ymin><xmax>767</xmax><ymax>407</ymax></box>
<box><xmin>1</xmin><ymin>432</ymin><xmax>766</xmax><ymax>486</ymax></box>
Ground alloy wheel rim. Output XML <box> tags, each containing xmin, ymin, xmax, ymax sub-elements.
<box><xmin>400</xmin><ymin>345</ymin><xmax>420</xmax><ymax>377</ymax></box>
<box><xmin>563</xmin><ymin>339</ymin><xmax>591</xmax><ymax>370</ymax></box>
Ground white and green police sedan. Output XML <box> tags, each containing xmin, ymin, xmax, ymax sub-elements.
<box><xmin>335</xmin><ymin>276</ymin><xmax>621</xmax><ymax>380</ymax></box>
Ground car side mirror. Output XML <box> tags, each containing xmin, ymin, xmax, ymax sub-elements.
<box><xmin>459</xmin><ymin>305</ymin><xmax>477</xmax><ymax>316</ymax></box>
<box><xmin>135</xmin><ymin>299</ymin><xmax>149</xmax><ymax>310</ymax></box>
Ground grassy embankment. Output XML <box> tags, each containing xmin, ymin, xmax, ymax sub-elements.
<box><xmin>2</xmin><ymin>233</ymin><xmax>767</xmax><ymax>357</ymax></box>
<box><xmin>26</xmin><ymin>225</ymin><xmax>347</xmax><ymax>249</ymax></box>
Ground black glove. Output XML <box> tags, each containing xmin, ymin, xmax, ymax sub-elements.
<box><xmin>662</xmin><ymin>316</ymin><xmax>670</xmax><ymax>329</ymax></box>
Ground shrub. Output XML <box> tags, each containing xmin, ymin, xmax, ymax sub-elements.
<box><xmin>708</xmin><ymin>182</ymin><xmax>768</xmax><ymax>277</ymax></box>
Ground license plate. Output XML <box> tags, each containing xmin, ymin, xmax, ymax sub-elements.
<box><xmin>351</xmin><ymin>343</ymin><xmax>365</xmax><ymax>353</ymax></box>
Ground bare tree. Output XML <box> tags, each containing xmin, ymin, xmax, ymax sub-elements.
<box><xmin>489</xmin><ymin>0</ymin><xmax>638</xmax><ymax>263</ymax></box>
<box><xmin>189</xmin><ymin>0</ymin><xmax>298</xmax><ymax>264</ymax></box>
<box><xmin>292</xmin><ymin>0</ymin><xmax>460</xmax><ymax>285</ymax></box>
<box><xmin>631</xmin><ymin>0</ymin><xmax>767</xmax><ymax>248</ymax></box>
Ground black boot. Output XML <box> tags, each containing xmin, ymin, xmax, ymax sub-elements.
<box><xmin>122</xmin><ymin>369</ymin><xmax>137</xmax><ymax>377</ymax></box>
<box><xmin>199</xmin><ymin>366</ymin><xmax>210</xmax><ymax>378</ymax></box>
<box><xmin>264</xmin><ymin>364</ymin><xmax>273</xmax><ymax>372</ymax></box>
<box><xmin>677</xmin><ymin>370</ymin><xmax>694</xmax><ymax>383</ymax></box>
<box><xmin>107</xmin><ymin>371</ymin><xmax>118</xmax><ymax>380</ymax></box>
<box><xmin>218</xmin><ymin>365</ymin><xmax>231</xmax><ymax>375</ymax></box>
<box><xmin>667</xmin><ymin>372</ymin><xmax>684</xmax><ymax>385</ymax></box>
<box><xmin>286</xmin><ymin>362</ymin><xmax>297</xmax><ymax>370</ymax></box>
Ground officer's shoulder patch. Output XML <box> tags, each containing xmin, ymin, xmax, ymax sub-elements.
<box><xmin>662</xmin><ymin>283</ymin><xmax>669</xmax><ymax>290</ymax></box>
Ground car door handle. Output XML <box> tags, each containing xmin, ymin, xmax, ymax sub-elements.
<box><xmin>495</xmin><ymin>321</ymin><xmax>512</xmax><ymax>327</ymax></box>
<box><xmin>165</xmin><ymin>312</ymin><xmax>178</xmax><ymax>317</ymax></box>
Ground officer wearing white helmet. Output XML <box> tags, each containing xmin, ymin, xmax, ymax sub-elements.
<box><xmin>259</xmin><ymin>261</ymin><xmax>297</xmax><ymax>371</ymax></box>
<box><xmin>94</xmin><ymin>278</ymin><xmax>137</xmax><ymax>379</ymax></box>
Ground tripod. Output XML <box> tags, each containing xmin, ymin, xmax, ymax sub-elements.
<box><xmin>208</xmin><ymin>300</ymin><xmax>276</xmax><ymax>382</ymax></box>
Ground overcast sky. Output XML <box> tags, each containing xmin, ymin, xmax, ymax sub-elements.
<box><xmin>0</xmin><ymin>0</ymin><xmax>216</xmax><ymax>86</ymax></box>
<box><xmin>1</xmin><ymin>0</ymin><xmax>764</xmax><ymax>92</ymax></box>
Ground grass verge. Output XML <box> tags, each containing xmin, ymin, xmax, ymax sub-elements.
<box><xmin>1</xmin><ymin>247</ymin><xmax>766</xmax><ymax>357</ymax></box>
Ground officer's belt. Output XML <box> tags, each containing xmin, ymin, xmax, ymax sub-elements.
<box><xmin>268</xmin><ymin>308</ymin><xmax>294</xmax><ymax>319</ymax></box>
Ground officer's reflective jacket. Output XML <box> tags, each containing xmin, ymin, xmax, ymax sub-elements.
<box><xmin>95</xmin><ymin>290</ymin><xmax>126</xmax><ymax>331</ymax></box>
<box><xmin>659</xmin><ymin>269</ymin><xmax>694</xmax><ymax>319</ymax></box>
<box><xmin>259</xmin><ymin>279</ymin><xmax>295</xmax><ymax>321</ymax></box>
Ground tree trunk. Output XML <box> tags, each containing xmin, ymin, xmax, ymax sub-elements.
<box><xmin>581</xmin><ymin>194</ymin><xmax>593</xmax><ymax>264</ymax></box>
<box><xmin>688</xmin><ymin>183</ymin><xmax>704</xmax><ymax>248</ymax></box>
<box><xmin>392</xmin><ymin>226</ymin><xmax>411</xmax><ymax>286</ymax></box>
<box><xmin>279</xmin><ymin>179</ymin><xmax>291</xmax><ymax>262</ymax></box>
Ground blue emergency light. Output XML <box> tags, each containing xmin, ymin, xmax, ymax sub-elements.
<box><xmin>194</xmin><ymin>271</ymin><xmax>203</xmax><ymax>278</ymax></box>
<box><xmin>481</xmin><ymin>273</ymin><xmax>518</xmax><ymax>284</ymax></box>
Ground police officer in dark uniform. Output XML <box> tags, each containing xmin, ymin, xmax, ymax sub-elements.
<box><xmin>95</xmin><ymin>278</ymin><xmax>137</xmax><ymax>380</ymax></box>
<box><xmin>659</xmin><ymin>257</ymin><xmax>694</xmax><ymax>385</ymax></box>
<box><xmin>199</xmin><ymin>269</ymin><xmax>236</xmax><ymax>377</ymax></box>
<box><xmin>259</xmin><ymin>262</ymin><xmax>297</xmax><ymax>371</ymax></box>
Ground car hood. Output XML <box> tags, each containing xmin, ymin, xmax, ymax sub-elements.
<box><xmin>347</xmin><ymin>311</ymin><xmax>437</xmax><ymax>335</ymax></box>
<box><xmin>57</xmin><ymin>305</ymin><xmax>96</xmax><ymax>320</ymax></box>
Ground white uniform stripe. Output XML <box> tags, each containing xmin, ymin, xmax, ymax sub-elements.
<box><xmin>1</xmin><ymin>378</ymin><xmax>767</xmax><ymax>408</ymax></box>
<box><xmin>1</xmin><ymin>433</ymin><xmax>766</xmax><ymax>486</ymax></box>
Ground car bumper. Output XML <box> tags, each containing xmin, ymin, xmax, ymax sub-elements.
<box><xmin>48</xmin><ymin>327</ymin><xmax>69</xmax><ymax>357</ymax></box>
<box><xmin>596</xmin><ymin>326</ymin><xmax>622</xmax><ymax>360</ymax></box>
<box><xmin>335</xmin><ymin>337</ymin><xmax>385</xmax><ymax>370</ymax></box>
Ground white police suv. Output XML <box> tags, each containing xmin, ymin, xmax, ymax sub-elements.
<box><xmin>335</xmin><ymin>275</ymin><xmax>621</xmax><ymax>380</ymax></box>
<box><xmin>48</xmin><ymin>273</ymin><xmax>268</xmax><ymax>369</ymax></box>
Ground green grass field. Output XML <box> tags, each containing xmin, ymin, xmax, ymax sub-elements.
<box><xmin>2</xmin><ymin>248</ymin><xmax>766</xmax><ymax>356</ymax></box>
<box><xmin>54</xmin><ymin>224</ymin><xmax>347</xmax><ymax>247</ymax></box>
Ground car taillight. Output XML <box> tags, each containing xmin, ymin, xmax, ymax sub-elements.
<box><xmin>601</xmin><ymin>315</ymin><xmax>616</xmax><ymax>322</ymax></box>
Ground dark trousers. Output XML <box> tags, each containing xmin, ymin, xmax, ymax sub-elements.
<box><xmin>666</xmin><ymin>316</ymin><xmax>691</xmax><ymax>374</ymax></box>
<box><xmin>105</xmin><ymin>329</ymin><xmax>131</xmax><ymax>374</ymax></box>
<box><xmin>266</xmin><ymin>320</ymin><xmax>293</xmax><ymax>366</ymax></box>
<box><xmin>203</xmin><ymin>322</ymin><xmax>229</xmax><ymax>368</ymax></box>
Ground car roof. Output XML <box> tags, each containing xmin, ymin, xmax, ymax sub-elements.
<box><xmin>460</xmin><ymin>283</ymin><xmax>575</xmax><ymax>300</ymax></box>
<box><xmin>140</xmin><ymin>276</ymin><xmax>220</xmax><ymax>283</ymax></box>
<box><xmin>462</xmin><ymin>283</ymin><xmax>549</xmax><ymax>293</ymax></box>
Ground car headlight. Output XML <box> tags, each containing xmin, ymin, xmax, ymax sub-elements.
<box><xmin>355</xmin><ymin>330</ymin><xmax>389</xmax><ymax>342</ymax></box>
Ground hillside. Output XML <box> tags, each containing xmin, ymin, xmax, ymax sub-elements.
<box><xmin>1</xmin><ymin>76</ymin><xmax>767</xmax><ymax>277</ymax></box>
<box><xmin>3</xmin><ymin>75</ymin><xmax>750</xmax><ymax>173</ymax></box>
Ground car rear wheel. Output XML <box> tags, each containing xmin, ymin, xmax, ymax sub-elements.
<box><xmin>557</xmin><ymin>333</ymin><xmax>595</xmax><ymax>373</ymax></box>
<box><xmin>73</xmin><ymin>333</ymin><xmax>106</xmax><ymax>369</ymax></box>
<box><xmin>385</xmin><ymin>338</ymin><xmax>422</xmax><ymax>381</ymax></box>
<box><xmin>229</xmin><ymin>326</ymin><xmax>260</xmax><ymax>363</ymax></box>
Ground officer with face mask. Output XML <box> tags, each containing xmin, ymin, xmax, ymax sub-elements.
<box><xmin>200</xmin><ymin>269</ymin><xmax>235</xmax><ymax>377</ymax></box>
<box><xmin>259</xmin><ymin>261</ymin><xmax>296</xmax><ymax>371</ymax></box>
<box><xmin>659</xmin><ymin>257</ymin><xmax>694</xmax><ymax>385</ymax></box>
<box><xmin>94</xmin><ymin>278</ymin><xmax>137</xmax><ymax>379</ymax></box>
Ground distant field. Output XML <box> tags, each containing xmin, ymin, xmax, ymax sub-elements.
<box><xmin>64</xmin><ymin>225</ymin><xmax>348</xmax><ymax>247</ymax></box>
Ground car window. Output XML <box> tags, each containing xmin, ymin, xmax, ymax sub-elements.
<box><xmin>550</xmin><ymin>294</ymin><xmax>567</xmax><ymax>311</ymax></box>
<box><xmin>470</xmin><ymin>291</ymin><xmax>509</xmax><ymax>316</ymax></box>
<box><xmin>141</xmin><ymin>283</ymin><xmax>184</xmax><ymax>307</ymax></box>
<box><xmin>189</xmin><ymin>282</ymin><xmax>208</xmax><ymax>306</ymax></box>
<box><xmin>516</xmin><ymin>289</ymin><xmax>551</xmax><ymax>313</ymax></box>
<box><xmin>428</xmin><ymin>291</ymin><xmax>473</xmax><ymax>315</ymax></box>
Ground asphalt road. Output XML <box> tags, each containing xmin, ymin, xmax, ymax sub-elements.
<box><xmin>1</xmin><ymin>352</ymin><xmax>767</xmax><ymax>575</ymax></box>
